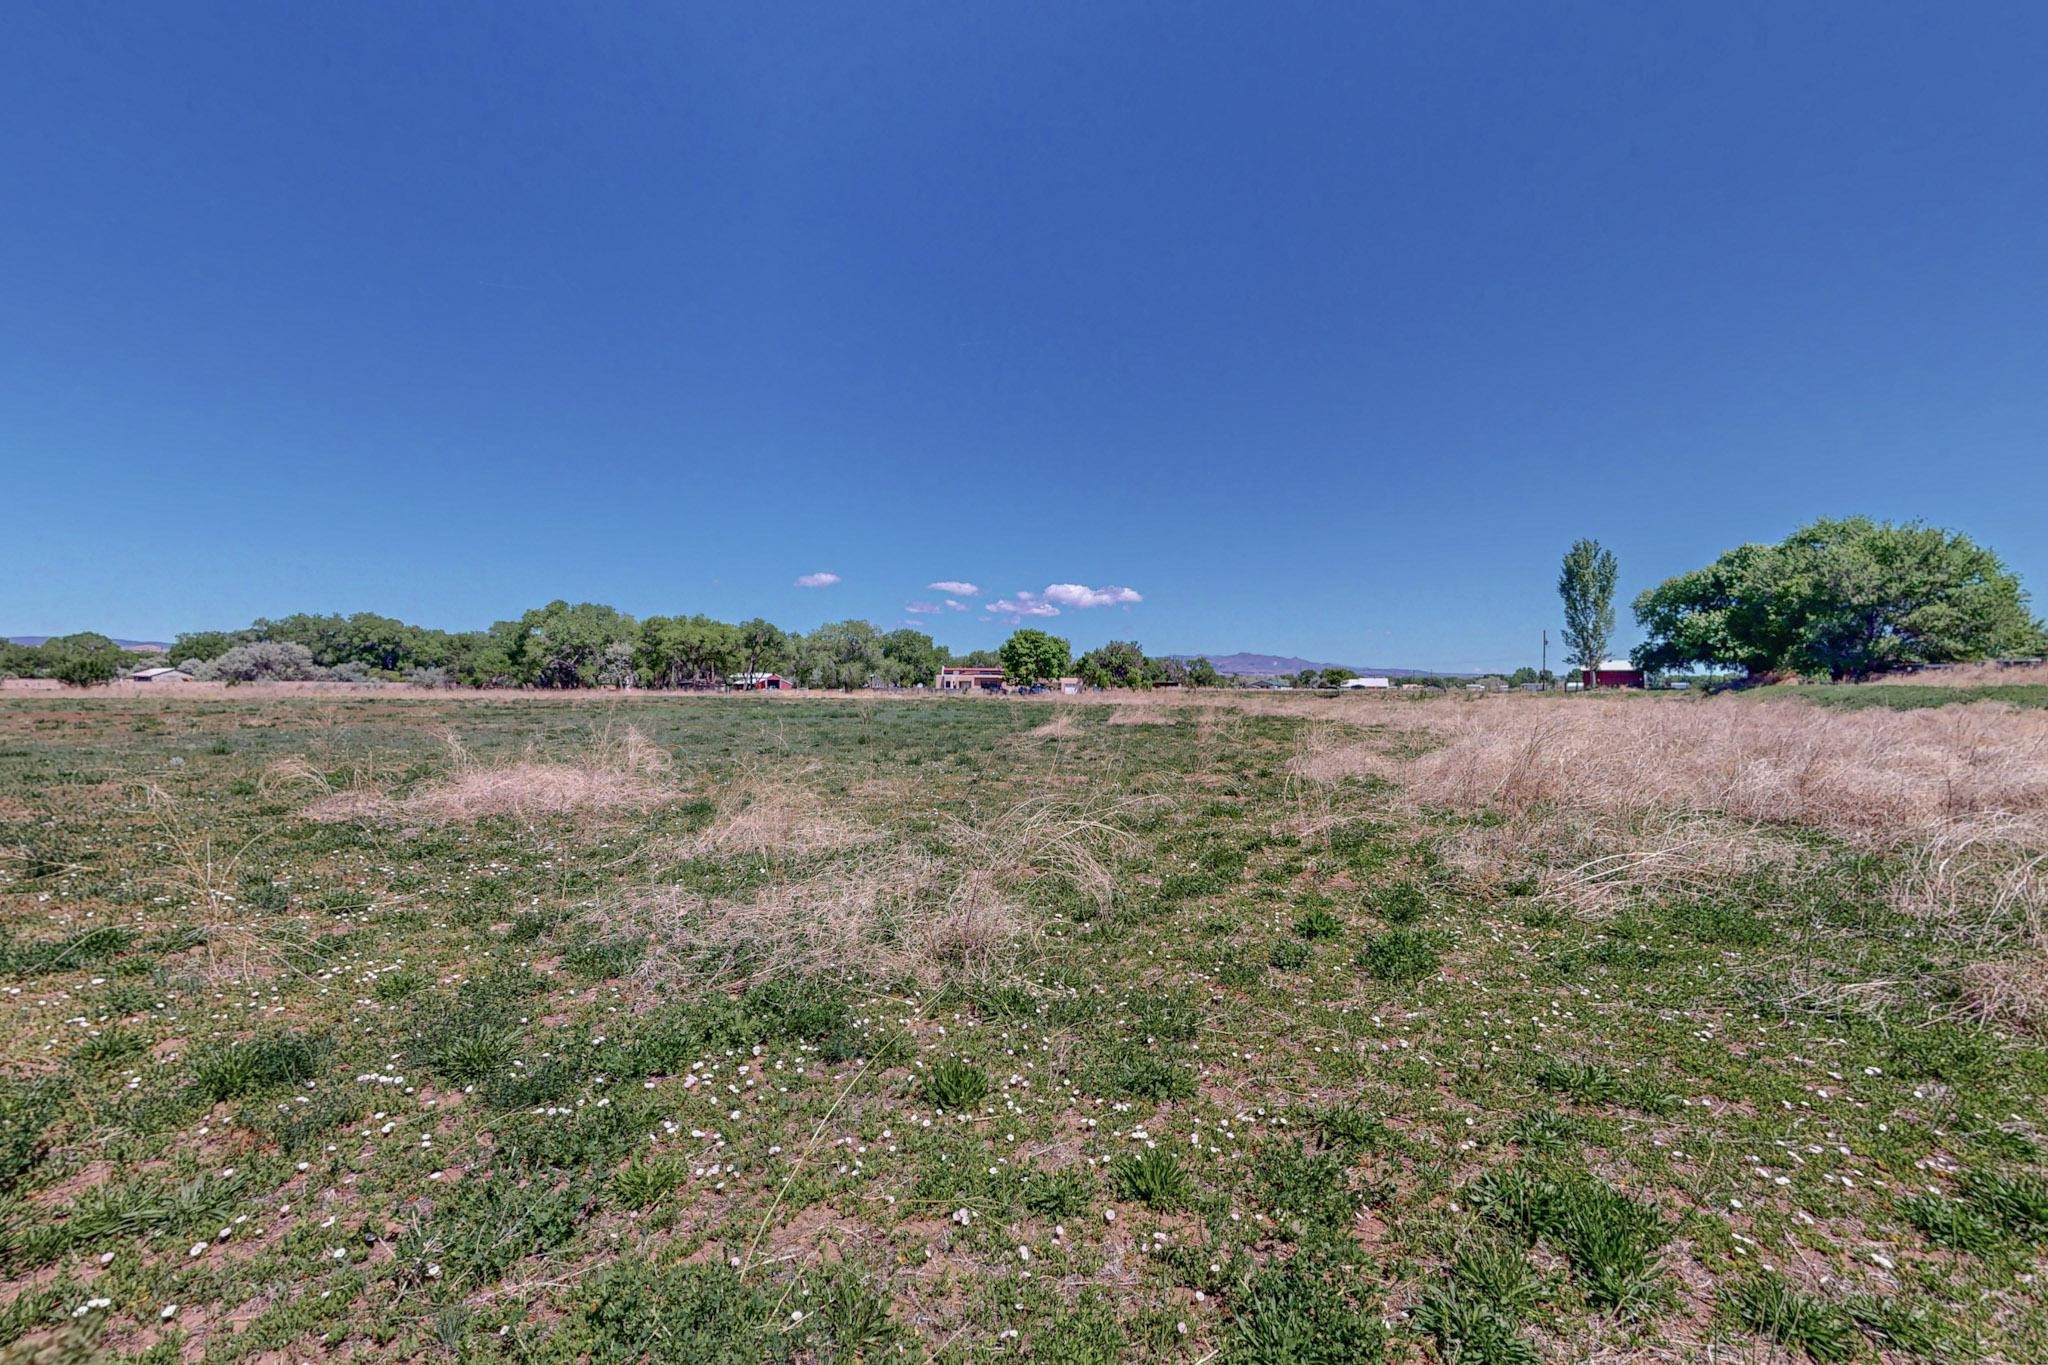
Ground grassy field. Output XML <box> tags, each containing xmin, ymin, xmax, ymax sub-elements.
<box><xmin>1757</xmin><ymin>684</ymin><xmax>2048</xmax><ymax>713</ymax></box>
<box><xmin>1</xmin><ymin>690</ymin><xmax>2045</xmax><ymax>1362</ymax></box>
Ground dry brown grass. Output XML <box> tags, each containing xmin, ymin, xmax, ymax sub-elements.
<box><xmin>299</xmin><ymin>725</ymin><xmax>677</xmax><ymax>824</ymax></box>
<box><xmin>1300</xmin><ymin>696</ymin><xmax>2048</xmax><ymax>844</ymax></box>
<box><xmin>1291</xmin><ymin>697</ymin><xmax>2048</xmax><ymax>979</ymax></box>
<box><xmin>634</xmin><ymin>845</ymin><xmax>1021</xmax><ymax>988</ymax></box>
<box><xmin>631</xmin><ymin>791</ymin><xmax>1147</xmax><ymax>989</ymax></box>
<box><xmin>1440</xmin><ymin>807</ymin><xmax>1803</xmax><ymax>916</ymax></box>
<box><xmin>1861</xmin><ymin>660</ymin><xmax>2048</xmax><ymax>688</ymax></box>
<box><xmin>1026</xmin><ymin>711</ymin><xmax>1080</xmax><ymax>739</ymax></box>
<box><xmin>678</xmin><ymin>769</ymin><xmax>876</xmax><ymax>858</ymax></box>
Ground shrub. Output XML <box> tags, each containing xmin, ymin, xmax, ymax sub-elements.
<box><xmin>198</xmin><ymin>640</ymin><xmax>320</xmax><ymax>682</ymax></box>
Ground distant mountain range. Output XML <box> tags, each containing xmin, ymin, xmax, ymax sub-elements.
<box><xmin>8</xmin><ymin>635</ymin><xmax>170</xmax><ymax>653</ymax></box>
<box><xmin>1169</xmin><ymin>652</ymin><xmax>1474</xmax><ymax>678</ymax></box>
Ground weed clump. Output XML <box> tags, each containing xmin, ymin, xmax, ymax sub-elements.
<box><xmin>1112</xmin><ymin>1148</ymin><xmax>1192</xmax><ymax>1209</ymax></box>
<box><xmin>1294</xmin><ymin>905</ymin><xmax>1344</xmax><ymax>940</ymax></box>
<box><xmin>1718</xmin><ymin>1274</ymin><xmax>1858</xmax><ymax>1363</ymax></box>
<box><xmin>1374</xmin><ymin>881</ymin><xmax>1429</xmax><ymax>925</ymax></box>
<box><xmin>1225</xmin><ymin>1253</ymin><xmax>1387</xmax><ymax>1364</ymax></box>
<box><xmin>189</xmin><ymin>1032</ymin><xmax>325</xmax><ymax>1101</ymax></box>
<box><xmin>922</xmin><ymin>1058</ymin><xmax>990</xmax><ymax>1112</ymax></box>
<box><xmin>1357</xmin><ymin>928</ymin><xmax>1439</xmax><ymax>983</ymax></box>
<box><xmin>1466</xmin><ymin>1162</ymin><xmax>1672</xmax><ymax>1315</ymax></box>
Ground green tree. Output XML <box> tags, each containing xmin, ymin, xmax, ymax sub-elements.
<box><xmin>1317</xmin><ymin>667</ymin><xmax>1351</xmax><ymax>689</ymax></box>
<box><xmin>1558</xmin><ymin>539</ymin><xmax>1620</xmax><ymax>679</ymax></box>
<box><xmin>502</xmin><ymin>601</ymin><xmax>638</xmax><ymax>688</ymax></box>
<box><xmin>41</xmin><ymin>633</ymin><xmax>129</xmax><ymax>687</ymax></box>
<box><xmin>169</xmin><ymin>628</ymin><xmax>258</xmax><ymax>663</ymax></box>
<box><xmin>879</xmin><ymin>629</ymin><xmax>945</xmax><ymax>687</ymax></box>
<box><xmin>998</xmin><ymin>629</ymin><xmax>1070</xmax><ymax>684</ymax></box>
<box><xmin>734</xmin><ymin>618</ymin><xmax>791</xmax><ymax>680</ymax></box>
<box><xmin>794</xmin><ymin>620</ymin><xmax>886</xmax><ymax>690</ymax></box>
<box><xmin>637</xmin><ymin>615</ymin><xmax>740</xmax><ymax>688</ymax></box>
<box><xmin>1634</xmin><ymin>517</ymin><xmax>2046</xmax><ymax>680</ymax></box>
<box><xmin>1076</xmin><ymin>640</ymin><xmax>1148</xmax><ymax>689</ymax></box>
<box><xmin>950</xmin><ymin>648</ymin><xmax>1001</xmax><ymax>668</ymax></box>
<box><xmin>1147</xmin><ymin>656</ymin><xmax>1190</xmax><ymax>687</ymax></box>
<box><xmin>1184</xmin><ymin>657</ymin><xmax>1220</xmax><ymax>688</ymax></box>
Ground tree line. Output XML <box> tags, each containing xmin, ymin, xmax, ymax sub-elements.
<box><xmin>2</xmin><ymin>606</ymin><xmax>1227</xmax><ymax>691</ymax></box>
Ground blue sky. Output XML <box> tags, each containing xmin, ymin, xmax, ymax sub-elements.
<box><xmin>5</xmin><ymin>3</ymin><xmax>2046</xmax><ymax>670</ymax></box>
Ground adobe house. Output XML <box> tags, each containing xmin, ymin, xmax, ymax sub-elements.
<box><xmin>938</xmin><ymin>665</ymin><xmax>1005</xmax><ymax>692</ymax></box>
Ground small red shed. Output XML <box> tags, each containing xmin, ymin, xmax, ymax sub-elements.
<box><xmin>1583</xmin><ymin>660</ymin><xmax>1645</xmax><ymax>689</ymax></box>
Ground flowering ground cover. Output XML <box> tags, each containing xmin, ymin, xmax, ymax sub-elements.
<box><xmin>0</xmin><ymin>691</ymin><xmax>2043</xmax><ymax>1361</ymax></box>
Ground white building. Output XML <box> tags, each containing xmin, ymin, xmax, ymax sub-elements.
<box><xmin>1340</xmin><ymin>676</ymin><xmax>1391</xmax><ymax>689</ymax></box>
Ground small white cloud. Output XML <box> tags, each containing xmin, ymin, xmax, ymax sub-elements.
<box><xmin>943</xmin><ymin>600</ymin><xmax>969</xmax><ymax>611</ymax></box>
<box><xmin>795</xmin><ymin>572</ymin><xmax>840</xmax><ymax>589</ymax></box>
<box><xmin>928</xmin><ymin>581</ymin><xmax>980</xmax><ymax>596</ymax></box>
<box><xmin>904</xmin><ymin>601</ymin><xmax>942</xmax><ymax>614</ymax></box>
<box><xmin>1042</xmin><ymin>583</ymin><xmax>1143</xmax><ymax>609</ymax></box>
<box><xmin>990</xmin><ymin>591</ymin><xmax>1062</xmax><ymax>621</ymax></box>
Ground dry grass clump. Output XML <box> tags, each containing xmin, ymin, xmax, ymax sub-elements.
<box><xmin>634</xmin><ymin>792</ymin><xmax>1144</xmax><ymax>989</ymax></box>
<box><xmin>678</xmin><ymin>770</ymin><xmax>876</xmax><ymax>858</ymax></box>
<box><xmin>635</xmin><ymin>849</ymin><xmax>1030</xmax><ymax>989</ymax></box>
<box><xmin>1287</xmin><ymin>721</ymin><xmax>1405</xmax><ymax>787</ymax></box>
<box><xmin>1862</xmin><ymin>661</ymin><xmax>2048</xmax><ymax>688</ymax></box>
<box><xmin>1293</xmin><ymin>698</ymin><xmax>2048</xmax><ymax>972</ymax></box>
<box><xmin>301</xmin><ymin>726</ymin><xmax>676</xmax><ymax>824</ymax></box>
<box><xmin>1439</xmin><ymin>807</ymin><xmax>1803</xmax><ymax>915</ymax></box>
<box><xmin>1104</xmin><ymin>705</ymin><xmax>1172</xmax><ymax>726</ymax></box>
<box><xmin>1027</xmin><ymin>711</ymin><xmax>1080</xmax><ymax>739</ymax></box>
<box><xmin>635</xmin><ymin>846</ymin><xmax>1024</xmax><ymax>988</ymax></box>
<box><xmin>1310</xmin><ymin>697</ymin><xmax>2048</xmax><ymax>846</ymax></box>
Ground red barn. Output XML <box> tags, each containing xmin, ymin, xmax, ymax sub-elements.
<box><xmin>1583</xmin><ymin>659</ymin><xmax>1645</xmax><ymax>689</ymax></box>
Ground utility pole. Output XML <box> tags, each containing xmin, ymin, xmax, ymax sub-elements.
<box><xmin>1541</xmin><ymin>629</ymin><xmax>1549</xmax><ymax>690</ymax></box>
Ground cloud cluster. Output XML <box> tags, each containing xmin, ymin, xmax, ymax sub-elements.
<box><xmin>905</xmin><ymin>578</ymin><xmax>1141</xmax><ymax>623</ymax></box>
<box><xmin>980</xmin><ymin>582</ymin><xmax>1143</xmax><ymax>623</ymax></box>
<box><xmin>795</xmin><ymin>571</ymin><xmax>840</xmax><ymax>588</ymax></box>
<box><xmin>1043</xmin><ymin>583</ymin><xmax>1143</xmax><ymax>609</ymax></box>
<box><xmin>989</xmin><ymin>592</ymin><xmax>1063</xmax><ymax>620</ymax></box>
